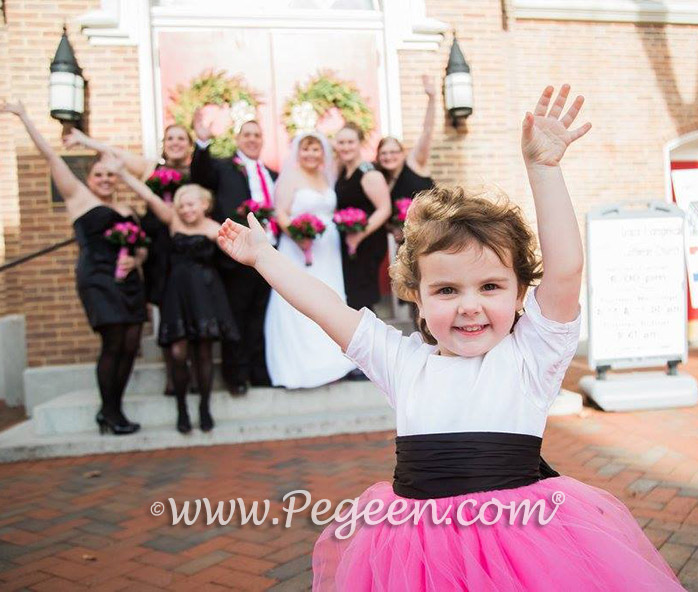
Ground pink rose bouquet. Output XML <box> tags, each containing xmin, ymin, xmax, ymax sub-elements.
<box><xmin>391</xmin><ymin>197</ymin><xmax>412</xmax><ymax>228</ymax></box>
<box><xmin>104</xmin><ymin>221</ymin><xmax>150</xmax><ymax>281</ymax></box>
<box><xmin>333</xmin><ymin>207</ymin><xmax>368</xmax><ymax>256</ymax></box>
<box><xmin>235</xmin><ymin>199</ymin><xmax>275</xmax><ymax>225</ymax></box>
<box><xmin>288</xmin><ymin>213</ymin><xmax>326</xmax><ymax>266</ymax></box>
<box><xmin>235</xmin><ymin>199</ymin><xmax>279</xmax><ymax>240</ymax></box>
<box><xmin>145</xmin><ymin>167</ymin><xmax>189</xmax><ymax>203</ymax></box>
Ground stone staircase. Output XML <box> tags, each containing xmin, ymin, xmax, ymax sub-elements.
<box><xmin>3</xmin><ymin>302</ymin><xmax>582</xmax><ymax>463</ymax></box>
<box><xmin>0</xmin><ymin>379</ymin><xmax>395</xmax><ymax>463</ymax></box>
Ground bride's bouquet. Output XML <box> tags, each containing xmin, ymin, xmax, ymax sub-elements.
<box><xmin>333</xmin><ymin>207</ymin><xmax>368</xmax><ymax>257</ymax></box>
<box><xmin>236</xmin><ymin>199</ymin><xmax>278</xmax><ymax>243</ymax></box>
<box><xmin>145</xmin><ymin>167</ymin><xmax>188</xmax><ymax>203</ymax></box>
<box><xmin>104</xmin><ymin>221</ymin><xmax>150</xmax><ymax>281</ymax></box>
<box><xmin>288</xmin><ymin>213</ymin><xmax>326</xmax><ymax>266</ymax></box>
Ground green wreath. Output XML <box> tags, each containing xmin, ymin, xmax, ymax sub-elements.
<box><xmin>167</xmin><ymin>70</ymin><xmax>260</xmax><ymax>158</ymax></box>
<box><xmin>282</xmin><ymin>71</ymin><xmax>374</xmax><ymax>138</ymax></box>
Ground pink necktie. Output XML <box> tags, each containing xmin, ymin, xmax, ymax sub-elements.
<box><xmin>256</xmin><ymin>161</ymin><xmax>272</xmax><ymax>208</ymax></box>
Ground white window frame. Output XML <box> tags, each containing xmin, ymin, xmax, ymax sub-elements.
<box><xmin>512</xmin><ymin>0</ymin><xmax>698</xmax><ymax>25</ymax></box>
<box><xmin>77</xmin><ymin>0</ymin><xmax>447</xmax><ymax>158</ymax></box>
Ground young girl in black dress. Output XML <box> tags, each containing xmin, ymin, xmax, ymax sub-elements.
<box><xmin>103</xmin><ymin>155</ymin><xmax>238</xmax><ymax>434</ymax></box>
<box><xmin>1</xmin><ymin>100</ymin><xmax>147</xmax><ymax>435</ymax></box>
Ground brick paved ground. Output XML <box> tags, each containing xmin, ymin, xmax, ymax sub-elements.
<box><xmin>1</xmin><ymin>356</ymin><xmax>698</xmax><ymax>591</ymax></box>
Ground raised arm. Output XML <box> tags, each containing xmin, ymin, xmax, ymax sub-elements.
<box><xmin>406</xmin><ymin>75</ymin><xmax>436</xmax><ymax>175</ymax></box>
<box><xmin>218</xmin><ymin>215</ymin><xmax>361</xmax><ymax>350</ymax></box>
<box><xmin>189</xmin><ymin>108</ymin><xmax>220</xmax><ymax>191</ymax></box>
<box><xmin>521</xmin><ymin>84</ymin><xmax>591</xmax><ymax>322</ymax></box>
<box><xmin>101</xmin><ymin>153</ymin><xmax>174</xmax><ymax>226</ymax></box>
<box><xmin>1</xmin><ymin>100</ymin><xmax>97</xmax><ymax>217</ymax></box>
<box><xmin>63</xmin><ymin>128</ymin><xmax>155</xmax><ymax>180</ymax></box>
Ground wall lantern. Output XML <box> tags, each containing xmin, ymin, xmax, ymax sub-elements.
<box><xmin>444</xmin><ymin>31</ymin><xmax>473</xmax><ymax>126</ymax></box>
<box><xmin>49</xmin><ymin>26</ymin><xmax>85</xmax><ymax>123</ymax></box>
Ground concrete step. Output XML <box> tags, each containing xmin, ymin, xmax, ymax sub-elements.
<box><xmin>32</xmin><ymin>381</ymin><xmax>387</xmax><ymax>436</ymax></box>
<box><xmin>0</xmin><ymin>405</ymin><xmax>395</xmax><ymax>463</ymax></box>
<box><xmin>549</xmin><ymin>389</ymin><xmax>584</xmax><ymax>416</ymax></box>
<box><xmin>23</xmin><ymin>359</ymin><xmax>227</xmax><ymax>416</ymax></box>
<box><xmin>1</xmin><ymin>381</ymin><xmax>585</xmax><ymax>462</ymax></box>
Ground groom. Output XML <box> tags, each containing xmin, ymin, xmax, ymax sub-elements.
<box><xmin>191</xmin><ymin>111</ymin><xmax>277</xmax><ymax>394</ymax></box>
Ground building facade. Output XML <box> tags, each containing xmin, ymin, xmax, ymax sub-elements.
<box><xmin>2</xmin><ymin>0</ymin><xmax>697</xmax><ymax>367</ymax></box>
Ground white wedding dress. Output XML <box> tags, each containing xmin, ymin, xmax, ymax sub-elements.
<box><xmin>264</xmin><ymin>187</ymin><xmax>355</xmax><ymax>388</ymax></box>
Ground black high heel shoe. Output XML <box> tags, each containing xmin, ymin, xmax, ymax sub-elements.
<box><xmin>96</xmin><ymin>412</ymin><xmax>139</xmax><ymax>435</ymax></box>
<box><xmin>177</xmin><ymin>409</ymin><xmax>192</xmax><ymax>434</ymax></box>
<box><xmin>116</xmin><ymin>411</ymin><xmax>141</xmax><ymax>432</ymax></box>
<box><xmin>199</xmin><ymin>406</ymin><xmax>214</xmax><ymax>432</ymax></box>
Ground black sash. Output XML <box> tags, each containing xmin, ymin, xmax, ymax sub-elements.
<box><xmin>393</xmin><ymin>432</ymin><xmax>560</xmax><ymax>499</ymax></box>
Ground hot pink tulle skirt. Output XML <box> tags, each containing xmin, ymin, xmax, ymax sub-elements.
<box><xmin>312</xmin><ymin>476</ymin><xmax>684</xmax><ymax>591</ymax></box>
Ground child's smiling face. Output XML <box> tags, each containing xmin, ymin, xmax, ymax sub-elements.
<box><xmin>416</xmin><ymin>243</ymin><xmax>524</xmax><ymax>357</ymax></box>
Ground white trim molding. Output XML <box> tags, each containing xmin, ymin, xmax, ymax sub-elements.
<box><xmin>664</xmin><ymin>131</ymin><xmax>698</xmax><ymax>204</ymax></box>
<box><xmin>384</xmin><ymin>0</ymin><xmax>449</xmax><ymax>51</ymax></box>
<box><xmin>74</xmin><ymin>0</ymin><xmax>447</xmax><ymax>153</ymax></box>
<box><xmin>513</xmin><ymin>0</ymin><xmax>698</xmax><ymax>25</ymax></box>
<box><xmin>77</xmin><ymin>0</ymin><xmax>448</xmax><ymax>46</ymax></box>
<box><xmin>77</xmin><ymin>0</ymin><xmax>142</xmax><ymax>45</ymax></box>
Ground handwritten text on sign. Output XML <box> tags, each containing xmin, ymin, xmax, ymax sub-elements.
<box><xmin>589</xmin><ymin>217</ymin><xmax>684</xmax><ymax>364</ymax></box>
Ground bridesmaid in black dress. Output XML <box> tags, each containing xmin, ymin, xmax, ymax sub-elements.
<box><xmin>376</xmin><ymin>75</ymin><xmax>436</xmax><ymax>242</ymax></box>
<box><xmin>2</xmin><ymin>100</ymin><xmax>147</xmax><ymax>435</ymax></box>
<box><xmin>63</xmin><ymin>125</ymin><xmax>193</xmax><ymax>395</ymax></box>
<box><xmin>334</xmin><ymin>124</ymin><xmax>391</xmax><ymax>380</ymax></box>
<box><xmin>107</xmin><ymin>155</ymin><xmax>238</xmax><ymax>434</ymax></box>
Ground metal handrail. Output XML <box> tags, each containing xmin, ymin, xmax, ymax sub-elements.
<box><xmin>0</xmin><ymin>237</ymin><xmax>76</xmax><ymax>273</ymax></box>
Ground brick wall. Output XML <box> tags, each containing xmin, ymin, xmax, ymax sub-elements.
<box><xmin>2</xmin><ymin>0</ymin><xmax>697</xmax><ymax>365</ymax></box>
<box><xmin>2</xmin><ymin>0</ymin><xmax>144</xmax><ymax>366</ymax></box>
<box><xmin>0</xmin><ymin>13</ymin><xmax>18</xmax><ymax>318</ymax></box>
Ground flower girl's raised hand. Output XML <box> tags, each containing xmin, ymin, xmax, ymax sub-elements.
<box><xmin>218</xmin><ymin>213</ymin><xmax>361</xmax><ymax>350</ymax></box>
<box><xmin>522</xmin><ymin>84</ymin><xmax>589</xmax><ymax>324</ymax></box>
<box><xmin>217</xmin><ymin>214</ymin><xmax>271</xmax><ymax>268</ymax></box>
<box><xmin>521</xmin><ymin>84</ymin><xmax>591</xmax><ymax>168</ymax></box>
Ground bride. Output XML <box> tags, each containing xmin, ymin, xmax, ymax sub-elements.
<box><xmin>264</xmin><ymin>131</ymin><xmax>355</xmax><ymax>388</ymax></box>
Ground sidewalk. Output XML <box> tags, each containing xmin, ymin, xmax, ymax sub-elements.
<box><xmin>0</xmin><ymin>357</ymin><xmax>697</xmax><ymax>591</ymax></box>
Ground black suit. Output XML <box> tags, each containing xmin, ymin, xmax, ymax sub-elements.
<box><xmin>190</xmin><ymin>145</ymin><xmax>278</xmax><ymax>386</ymax></box>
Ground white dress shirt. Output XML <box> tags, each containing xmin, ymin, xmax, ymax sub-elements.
<box><xmin>235</xmin><ymin>150</ymin><xmax>275</xmax><ymax>206</ymax></box>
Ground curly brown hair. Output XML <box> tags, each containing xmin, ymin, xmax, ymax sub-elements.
<box><xmin>389</xmin><ymin>185</ymin><xmax>543</xmax><ymax>344</ymax></box>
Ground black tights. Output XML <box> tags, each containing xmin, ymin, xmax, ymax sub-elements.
<box><xmin>170</xmin><ymin>339</ymin><xmax>213</xmax><ymax>417</ymax></box>
<box><xmin>96</xmin><ymin>323</ymin><xmax>142</xmax><ymax>423</ymax></box>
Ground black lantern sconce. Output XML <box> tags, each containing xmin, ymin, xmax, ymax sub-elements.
<box><xmin>444</xmin><ymin>31</ymin><xmax>473</xmax><ymax>127</ymax></box>
<box><xmin>49</xmin><ymin>26</ymin><xmax>85</xmax><ymax>125</ymax></box>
